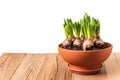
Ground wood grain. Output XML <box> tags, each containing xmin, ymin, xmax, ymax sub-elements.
<box><xmin>0</xmin><ymin>53</ymin><xmax>120</xmax><ymax>80</ymax></box>
<box><xmin>0</xmin><ymin>53</ymin><xmax>10</xmax><ymax>67</ymax></box>
<box><xmin>0</xmin><ymin>53</ymin><xmax>26</xmax><ymax>80</ymax></box>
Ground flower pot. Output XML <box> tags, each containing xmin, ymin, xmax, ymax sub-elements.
<box><xmin>58</xmin><ymin>42</ymin><xmax>112</xmax><ymax>75</ymax></box>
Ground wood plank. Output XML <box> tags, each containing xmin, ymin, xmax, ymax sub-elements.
<box><xmin>104</xmin><ymin>53</ymin><xmax>120</xmax><ymax>80</ymax></box>
<box><xmin>11</xmin><ymin>54</ymin><xmax>58</xmax><ymax>80</ymax></box>
<box><xmin>0</xmin><ymin>53</ymin><xmax>11</xmax><ymax>67</ymax></box>
<box><xmin>114</xmin><ymin>53</ymin><xmax>120</xmax><ymax>64</ymax></box>
<box><xmin>53</xmin><ymin>55</ymin><xmax>72</xmax><ymax>80</ymax></box>
<box><xmin>0</xmin><ymin>53</ymin><xmax>26</xmax><ymax>80</ymax></box>
<box><xmin>0</xmin><ymin>53</ymin><xmax>120</xmax><ymax>80</ymax></box>
<box><xmin>36</xmin><ymin>54</ymin><xmax>58</xmax><ymax>80</ymax></box>
<box><xmin>11</xmin><ymin>54</ymin><xmax>72</xmax><ymax>80</ymax></box>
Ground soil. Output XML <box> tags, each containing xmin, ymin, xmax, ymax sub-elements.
<box><xmin>59</xmin><ymin>43</ymin><xmax>107</xmax><ymax>51</ymax></box>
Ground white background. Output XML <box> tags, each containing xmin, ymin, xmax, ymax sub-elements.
<box><xmin>0</xmin><ymin>0</ymin><xmax>120</xmax><ymax>55</ymax></box>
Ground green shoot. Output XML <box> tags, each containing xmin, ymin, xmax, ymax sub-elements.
<box><xmin>73</xmin><ymin>22</ymin><xmax>81</xmax><ymax>38</ymax></box>
<box><xmin>81</xmin><ymin>13</ymin><xmax>93</xmax><ymax>39</ymax></box>
<box><xmin>91</xmin><ymin>18</ymin><xmax>100</xmax><ymax>38</ymax></box>
<box><xmin>96</xmin><ymin>19</ymin><xmax>100</xmax><ymax>37</ymax></box>
<box><xmin>63</xmin><ymin>19</ymin><xmax>73</xmax><ymax>40</ymax></box>
<box><xmin>63</xmin><ymin>13</ymin><xmax>101</xmax><ymax>40</ymax></box>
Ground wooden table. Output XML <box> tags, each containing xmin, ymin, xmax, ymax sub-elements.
<box><xmin>0</xmin><ymin>53</ymin><xmax>120</xmax><ymax>80</ymax></box>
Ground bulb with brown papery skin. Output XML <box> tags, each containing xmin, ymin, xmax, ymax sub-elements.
<box><xmin>95</xmin><ymin>38</ymin><xmax>104</xmax><ymax>46</ymax></box>
<box><xmin>62</xmin><ymin>39</ymin><xmax>72</xmax><ymax>47</ymax></box>
<box><xmin>73</xmin><ymin>38</ymin><xmax>82</xmax><ymax>47</ymax></box>
<box><xmin>83</xmin><ymin>39</ymin><xmax>94</xmax><ymax>51</ymax></box>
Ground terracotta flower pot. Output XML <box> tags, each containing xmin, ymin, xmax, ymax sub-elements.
<box><xmin>58</xmin><ymin>42</ymin><xmax>113</xmax><ymax>75</ymax></box>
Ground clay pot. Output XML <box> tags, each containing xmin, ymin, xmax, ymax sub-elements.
<box><xmin>58</xmin><ymin>42</ymin><xmax>112</xmax><ymax>75</ymax></box>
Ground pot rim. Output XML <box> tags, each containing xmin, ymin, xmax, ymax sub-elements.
<box><xmin>58</xmin><ymin>42</ymin><xmax>113</xmax><ymax>52</ymax></box>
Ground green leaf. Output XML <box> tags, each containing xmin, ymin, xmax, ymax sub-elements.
<box><xmin>63</xmin><ymin>19</ymin><xmax>73</xmax><ymax>40</ymax></box>
<box><xmin>73</xmin><ymin>22</ymin><xmax>81</xmax><ymax>38</ymax></box>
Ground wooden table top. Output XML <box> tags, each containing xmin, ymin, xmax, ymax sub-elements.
<box><xmin>0</xmin><ymin>53</ymin><xmax>120</xmax><ymax>80</ymax></box>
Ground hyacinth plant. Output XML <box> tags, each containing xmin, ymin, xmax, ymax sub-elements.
<box><xmin>62</xmin><ymin>19</ymin><xmax>74</xmax><ymax>47</ymax></box>
<box><xmin>61</xmin><ymin>13</ymin><xmax>104</xmax><ymax>51</ymax></box>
